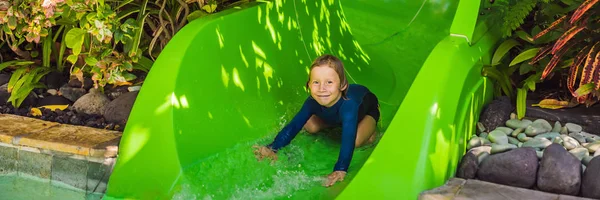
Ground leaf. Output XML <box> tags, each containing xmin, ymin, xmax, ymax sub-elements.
<box><xmin>569</xmin><ymin>0</ymin><xmax>599</xmax><ymax>25</ymax></box>
<box><xmin>531</xmin><ymin>99</ymin><xmax>574</xmax><ymax>109</ymax></box>
<box><xmin>122</xmin><ymin>71</ymin><xmax>137</xmax><ymax>81</ymax></box>
<box><xmin>65</xmin><ymin>28</ymin><xmax>86</xmax><ymax>55</ymax></box>
<box><xmin>551</xmin><ymin>26</ymin><xmax>585</xmax><ymax>55</ymax></box>
<box><xmin>568</xmin><ymin>46</ymin><xmax>591</xmax><ymax>96</ymax></box>
<box><xmin>0</xmin><ymin>60</ymin><xmax>34</xmax><ymax>71</ymax></box>
<box><xmin>7</xmin><ymin>68</ymin><xmax>26</xmax><ymax>93</ymax></box>
<box><xmin>515</xmin><ymin>30</ymin><xmax>534</xmax><ymax>43</ymax></box>
<box><xmin>482</xmin><ymin>66</ymin><xmax>513</xmax><ymax>98</ymax></box>
<box><xmin>520</xmin><ymin>63</ymin><xmax>534</xmax><ymax>75</ymax></box>
<box><xmin>542</xmin><ymin>42</ymin><xmax>574</xmax><ymax>80</ymax></box>
<box><xmin>533</xmin><ymin>15</ymin><xmax>567</xmax><ymax>41</ymax></box>
<box><xmin>202</xmin><ymin>4</ymin><xmax>218</xmax><ymax>13</ymax></box>
<box><xmin>517</xmin><ymin>88</ymin><xmax>527</xmax><ymax>119</ymax></box>
<box><xmin>85</xmin><ymin>57</ymin><xmax>98</xmax><ymax>66</ymax></box>
<box><xmin>187</xmin><ymin>10</ymin><xmax>209</xmax><ymax>22</ymax></box>
<box><xmin>30</xmin><ymin>108</ymin><xmax>42</xmax><ymax>117</ymax></box>
<box><xmin>492</xmin><ymin>39</ymin><xmax>521</xmax><ymax>66</ymax></box>
<box><xmin>574</xmin><ymin>83</ymin><xmax>595</xmax><ymax>97</ymax></box>
<box><xmin>40</xmin><ymin>105</ymin><xmax>69</xmax><ymax>111</ymax></box>
<box><xmin>67</xmin><ymin>54</ymin><xmax>78</xmax><ymax>64</ymax></box>
<box><xmin>579</xmin><ymin>42</ymin><xmax>600</xmax><ymax>87</ymax></box>
<box><xmin>133</xmin><ymin>56</ymin><xmax>153</xmax><ymax>72</ymax></box>
<box><xmin>510</xmin><ymin>48</ymin><xmax>540</xmax><ymax>67</ymax></box>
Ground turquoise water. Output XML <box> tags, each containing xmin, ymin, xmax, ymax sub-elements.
<box><xmin>0</xmin><ymin>173</ymin><xmax>104</xmax><ymax>200</ymax></box>
<box><xmin>171</xmin><ymin>128</ymin><xmax>383</xmax><ymax>200</ymax></box>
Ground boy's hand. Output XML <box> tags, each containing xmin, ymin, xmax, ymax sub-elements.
<box><xmin>323</xmin><ymin>171</ymin><xmax>346</xmax><ymax>187</ymax></box>
<box><xmin>252</xmin><ymin>145</ymin><xmax>278</xmax><ymax>164</ymax></box>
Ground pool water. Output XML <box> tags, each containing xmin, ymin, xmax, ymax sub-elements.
<box><xmin>171</xmin><ymin>127</ymin><xmax>383</xmax><ymax>200</ymax></box>
<box><xmin>0</xmin><ymin>173</ymin><xmax>104</xmax><ymax>200</ymax></box>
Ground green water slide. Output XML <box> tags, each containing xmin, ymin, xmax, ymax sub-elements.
<box><xmin>105</xmin><ymin>0</ymin><xmax>501</xmax><ymax>199</ymax></box>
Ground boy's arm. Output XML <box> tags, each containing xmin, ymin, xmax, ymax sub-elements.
<box><xmin>333</xmin><ymin>104</ymin><xmax>359</xmax><ymax>172</ymax></box>
<box><xmin>267</xmin><ymin>97</ymin><xmax>316</xmax><ymax>152</ymax></box>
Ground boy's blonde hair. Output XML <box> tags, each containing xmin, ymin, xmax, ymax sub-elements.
<box><xmin>306</xmin><ymin>54</ymin><xmax>349</xmax><ymax>97</ymax></box>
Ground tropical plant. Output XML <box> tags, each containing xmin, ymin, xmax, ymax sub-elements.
<box><xmin>482</xmin><ymin>0</ymin><xmax>599</xmax><ymax>119</ymax></box>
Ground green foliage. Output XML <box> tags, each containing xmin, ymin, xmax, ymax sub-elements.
<box><xmin>481</xmin><ymin>0</ymin><xmax>547</xmax><ymax>38</ymax></box>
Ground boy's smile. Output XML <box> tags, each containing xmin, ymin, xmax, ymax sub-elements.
<box><xmin>309</xmin><ymin>66</ymin><xmax>347</xmax><ymax>107</ymax></box>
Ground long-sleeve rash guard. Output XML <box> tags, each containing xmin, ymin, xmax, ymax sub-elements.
<box><xmin>266</xmin><ymin>84</ymin><xmax>371</xmax><ymax>172</ymax></box>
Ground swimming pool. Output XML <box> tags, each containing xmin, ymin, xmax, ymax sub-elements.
<box><xmin>0</xmin><ymin>173</ymin><xmax>104</xmax><ymax>200</ymax></box>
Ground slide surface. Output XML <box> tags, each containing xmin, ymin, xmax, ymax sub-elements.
<box><xmin>105</xmin><ymin>0</ymin><xmax>501</xmax><ymax>199</ymax></box>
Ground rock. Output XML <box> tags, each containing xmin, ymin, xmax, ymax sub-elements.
<box><xmin>481</xmin><ymin>138</ymin><xmax>492</xmax><ymax>145</ymax></box>
<box><xmin>580</xmin><ymin>132</ymin><xmax>600</xmax><ymax>142</ymax></box>
<box><xmin>47</xmin><ymin>89</ymin><xmax>58</xmax><ymax>96</ymax></box>
<box><xmin>59</xmin><ymin>85</ymin><xmax>87</xmax><ymax>102</ymax></box>
<box><xmin>103</xmin><ymin>91</ymin><xmax>138</xmax><ymax>124</ymax></box>
<box><xmin>43</xmin><ymin>71</ymin><xmax>66</xmax><ymax>89</ymax></box>
<box><xmin>518</xmin><ymin>142</ymin><xmax>523</xmax><ymax>148</ymax></box>
<box><xmin>569</xmin><ymin>147</ymin><xmax>589</xmax><ymax>161</ymax></box>
<box><xmin>37</xmin><ymin>95</ymin><xmax>73</xmax><ymax>106</ymax></box>
<box><xmin>560</xmin><ymin>135</ymin><xmax>580</xmax><ymax>150</ymax></box>
<box><xmin>488</xmin><ymin>130</ymin><xmax>508</xmax><ymax>145</ymax></box>
<box><xmin>72</xmin><ymin>89</ymin><xmax>110</xmax><ymax>115</ymax></box>
<box><xmin>479</xmin><ymin>132</ymin><xmax>488</xmax><ymax>139</ymax></box>
<box><xmin>506</xmin><ymin>119</ymin><xmax>531</xmax><ymax>129</ymax></box>
<box><xmin>128</xmin><ymin>86</ymin><xmax>141</xmax><ymax>92</ymax></box>
<box><xmin>468</xmin><ymin>136</ymin><xmax>482</xmax><ymax>149</ymax></box>
<box><xmin>0</xmin><ymin>84</ymin><xmax>37</xmax><ymax>107</ymax></box>
<box><xmin>517</xmin><ymin>133</ymin><xmax>531</xmax><ymax>142</ymax></box>
<box><xmin>581</xmin><ymin>157</ymin><xmax>600</xmax><ymax>199</ymax></box>
<box><xmin>534</xmin><ymin>119</ymin><xmax>553</xmax><ymax>131</ymax></box>
<box><xmin>510</xmin><ymin>128</ymin><xmax>524</xmax><ymax>137</ymax></box>
<box><xmin>525</xmin><ymin>99</ymin><xmax>600</xmax><ymax>135</ymax></box>
<box><xmin>583</xmin><ymin>156</ymin><xmax>593</xmax><ymax>166</ymax></box>
<box><xmin>584</xmin><ymin>141</ymin><xmax>600</xmax><ymax>153</ymax></box>
<box><xmin>495</xmin><ymin>127</ymin><xmax>513</xmax><ymax>135</ymax></box>
<box><xmin>477</xmin><ymin>122</ymin><xmax>486</xmax><ymax>133</ymax></box>
<box><xmin>479</xmin><ymin>96</ymin><xmax>514</xmax><ymax>131</ymax></box>
<box><xmin>507</xmin><ymin>137</ymin><xmax>519</xmax><ymax>145</ymax></box>
<box><xmin>534</xmin><ymin>132</ymin><xmax>561</xmax><ymax>140</ymax></box>
<box><xmin>537</xmin><ymin>144</ymin><xmax>581</xmax><ymax>195</ymax></box>
<box><xmin>536</xmin><ymin>150</ymin><xmax>543</xmax><ymax>159</ymax></box>
<box><xmin>565</xmin><ymin>123</ymin><xmax>583</xmax><ymax>133</ymax></box>
<box><xmin>522</xmin><ymin>138</ymin><xmax>552</xmax><ymax>149</ymax></box>
<box><xmin>491</xmin><ymin>143</ymin><xmax>517</xmax><ymax>154</ymax></box>
<box><xmin>0</xmin><ymin>74</ymin><xmax>9</xmax><ymax>86</ymax></box>
<box><xmin>469</xmin><ymin>146</ymin><xmax>492</xmax><ymax>156</ymax></box>
<box><xmin>67</xmin><ymin>78</ymin><xmax>94</xmax><ymax>90</ymax></box>
<box><xmin>570</xmin><ymin>133</ymin><xmax>587</xmax><ymax>144</ymax></box>
<box><xmin>477</xmin><ymin>147</ymin><xmax>538</xmax><ymax>188</ymax></box>
<box><xmin>552</xmin><ymin>121</ymin><xmax>562</xmax><ymax>133</ymax></box>
<box><xmin>478</xmin><ymin>152</ymin><xmax>490</xmax><ymax>164</ymax></box>
<box><xmin>510</xmin><ymin>112</ymin><xmax>517</xmax><ymax>119</ymax></box>
<box><xmin>457</xmin><ymin>151</ymin><xmax>479</xmax><ymax>179</ymax></box>
<box><xmin>560</xmin><ymin>126</ymin><xmax>569</xmax><ymax>134</ymax></box>
<box><xmin>525</xmin><ymin>123</ymin><xmax>549</xmax><ymax>136</ymax></box>
<box><xmin>595</xmin><ymin>150</ymin><xmax>600</xmax><ymax>157</ymax></box>
<box><xmin>553</xmin><ymin>136</ymin><xmax>563</xmax><ymax>145</ymax></box>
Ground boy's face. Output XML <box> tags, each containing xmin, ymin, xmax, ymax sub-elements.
<box><xmin>309</xmin><ymin>65</ymin><xmax>346</xmax><ymax>107</ymax></box>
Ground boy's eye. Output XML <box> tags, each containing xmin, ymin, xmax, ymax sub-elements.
<box><xmin>312</xmin><ymin>81</ymin><xmax>319</xmax><ymax>84</ymax></box>
<box><xmin>327</xmin><ymin>81</ymin><xmax>333</xmax><ymax>84</ymax></box>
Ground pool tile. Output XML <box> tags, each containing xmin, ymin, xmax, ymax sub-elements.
<box><xmin>18</xmin><ymin>149</ymin><xmax>52</xmax><ymax>179</ymax></box>
<box><xmin>0</xmin><ymin>145</ymin><xmax>17</xmax><ymax>174</ymax></box>
<box><xmin>51</xmin><ymin>155</ymin><xmax>88</xmax><ymax>190</ymax></box>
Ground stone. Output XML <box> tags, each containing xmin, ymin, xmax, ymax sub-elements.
<box><xmin>569</xmin><ymin>147</ymin><xmax>589</xmax><ymax>161</ymax></box>
<box><xmin>457</xmin><ymin>151</ymin><xmax>479</xmax><ymax>179</ymax></box>
<box><xmin>488</xmin><ymin>130</ymin><xmax>508</xmax><ymax>145</ymax></box>
<box><xmin>477</xmin><ymin>147</ymin><xmax>538</xmax><ymax>188</ymax></box>
<box><xmin>127</xmin><ymin>86</ymin><xmax>141</xmax><ymax>92</ymax></box>
<box><xmin>517</xmin><ymin>133</ymin><xmax>531</xmax><ymax>142</ymax></box>
<box><xmin>479</xmin><ymin>96</ymin><xmax>514</xmax><ymax>131</ymax></box>
<box><xmin>565</xmin><ymin>123</ymin><xmax>582</xmax><ymax>133</ymax></box>
<box><xmin>560</xmin><ymin>135</ymin><xmax>580</xmax><ymax>150</ymax></box>
<box><xmin>495</xmin><ymin>127</ymin><xmax>513</xmax><ymax>135</ymax></box>
<box><xmin>418</xmin><ymin>178</ymin><xmax>465</xmax><ymax>200</ymax></box>
<box><xmin>59</xmin><ymin>85</ymin><xmax>87</xmax><ymax>102</ymax></box>
<box><xmin>479</xmin><ymin>132</ymin><xmax>488</xmax><ymax>139</ymax></box>
<box><xmin>552</xmin><ymin>121</ymin><xmax>562</xmax><ymax>133</ymax></box>
<box><xmin>553</xmin><ymin>136</ymin><xmax>563</xmax><ymax>145</ymax></box>
<box><xmin>43</xmin><ymin>71</ymin><xmax>67</xmax><ymax>89</ymax></box>
<box><xmin>534</xmin><ymin>132</ymin><xmax>561</xmax><ymax>140</ymax></box>
<box><xmin>595</xmin><ymin>150</ymin><xmax>600</xmax><ymax>157</ymax></box>
<box><xmin>584</xmin><ymin>141</ymin><xmax>600</xmax><ymax>153</ymax></box>
<box><xmin>491</xmin><ymin>143</ymin><xmax>517</xmax><ymax>154</ymax></box>
<box><xmin>67</xmin><ymin>77</ymin><xmax>94</xmax><ymax>90</ymax></box>
<box><xmin>510</xmin><ymin>128</ymin><xmax>524</xmax><ymax>137</ymax></box>
<box><xmin>525</xmin><ymin>123</ymin><xmax>549</xmax><ymax>136</ymax></box>
<box><xmin>0</xmin><ymin>145</ymin><xmax>17</xmax><ymax>174</ymax></box>
<box><xmin>0</xmin><ymin>74</ymin><xmax>10</xmax><ymax>86</ymax></box>
<box><xmin>518</xmin><ymin>142</ymin><xmax>523</xmax><ymax>148</ymax></box>
<box><xmin>522</xmin><ymin>138</ymin><xmax>552</xmax><ymax>149</ymax></box>
<box><xmin>469</xmin><ymin>146</ymin><xmax>492</xmax><ymax>157</ymax></box>
<box><xmin>536</xmin><ymin>150</ymin><xmax>543</xmax><ymax>159</ymax></box>
<box><xmin>583</xmin><ymin>156</ymin><xmax>593</xmax><ymax>166</ymax></box>
<box><xmin>0</xmin><ymin>84</ymin><xmax>37</xmax><ymax>107</ymax></box>
<box><xmin>570</xmin><ymin>133</ymin><xmax>587</xmax><ymax>144</ymax></box>
<box><xmin>581</xmin><ymin>157</ymin><xmax>600</xmax><ymax>199</ymax></box>
<box><xmin>103</xmin><ymin>91</ymin><xmax>138</xmax><ymax>124</ymax></box>
<box><xmin>478</xmin><ymin>152</ymin><xmax>489</xmax><ymax>165</ymax></box>
<box><xmin>507</xmin><ymin>137</ymin><xmax>519</xmax><ymax>145</ymax></box>
<box><xmin>537</xmin><ymin>144</ymin><xmax>581</xmax><ymax>195</ymax></box>
<box><xmin>47</xmin><ymin>89</ymin><xmax>58</xmax><ymax>96</ymax></box>
<box><xmin>477</xmin><ymin>122</ymin><xmax>486</xmax><ymax>133</ymax></box>
<box><xmin>525</xmin><ymin>99</ymin><xmax>600</xmax><ymax>135</ymax></box>
<box><xmin>561</xmin><ymin>126</ymin><xmax>569</xmax><ymax>135</ymax></box>
<box><xmin>37</xmin><ymin>95</ymin><xmax>73</xmax><ymax>106</ymax></box>
<box><xmin>580</xmin><ymin>132</ymin><xmax>600</xmax><ymax>142</ymax></box>
<box><xmin>506</xmin><ymin>119</ymin><xmax>531</xmax><ymax>129</ymax></box>
<box><xmin>534</xmin><ymin>119</ymin><xmax>553</xmax><ymax>131</ymax></box>
<box><xmin>72</xmin><ymin>89</ymin><xmax>110</xmax><ymax>116</ymax></box>
<box><xmin>468</xmin><ymin>137</ymin><xmax>482</xmax><ymax>150</ymax></box>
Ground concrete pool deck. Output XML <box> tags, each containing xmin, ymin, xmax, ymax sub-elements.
<box><xmin>0</xmin><ymin>114</ymin><xmax>121</xmax><ymax>194</ymax></box>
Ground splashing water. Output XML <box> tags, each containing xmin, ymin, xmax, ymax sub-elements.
<box><xmin>171</xmin><ymin>128</ymin><xmax>381</xmax><ymax>200</ymax></box>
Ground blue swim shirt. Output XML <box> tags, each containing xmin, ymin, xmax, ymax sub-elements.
<box><xmin>266</xmin><ymin>84</ymin><xmax>371</xmax><ymax>172</ymax></box>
